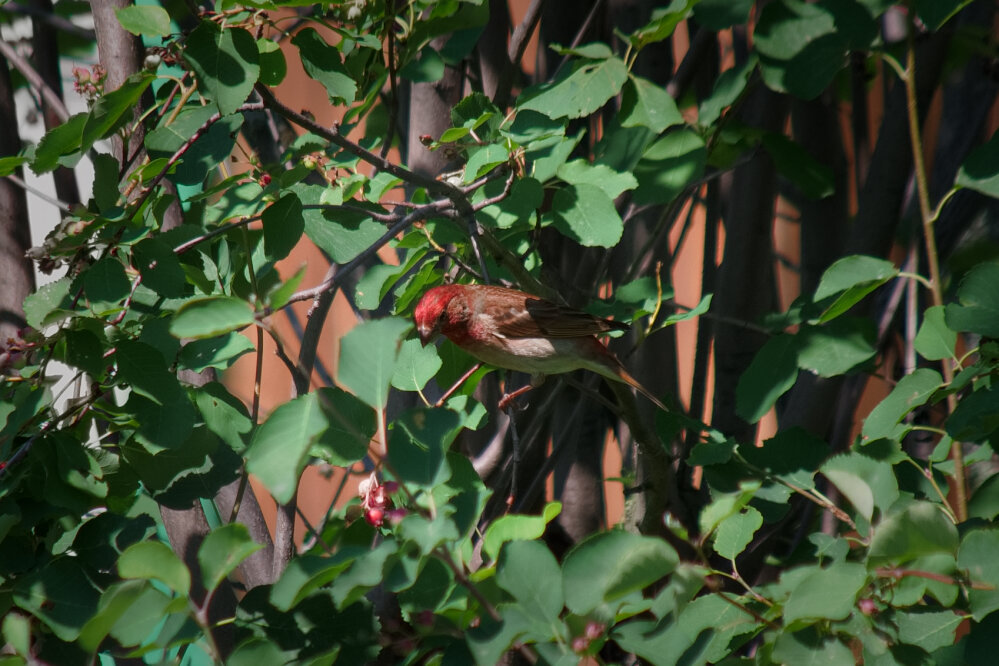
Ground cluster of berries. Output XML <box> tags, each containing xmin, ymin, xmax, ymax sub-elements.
<box><xmin>357</xmin><ymin>473</ymin><xmax>404</xmax><ymax>528</ymax></box>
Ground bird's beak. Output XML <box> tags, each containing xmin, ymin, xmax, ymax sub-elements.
<box><xmin>417</xmin><ymin>323</ymin><xmax>434</xmax><ymax>347</ymax></box>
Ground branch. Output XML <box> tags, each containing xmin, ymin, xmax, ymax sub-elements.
<box><xmin>493</xmin><ymin>0</ymin><xmax>546</xmax><ymax>107</ymax></box>
<box><xmin>0</xmin><ymin>2</ymin><xmax>96</xmax><ymax>41</ymax></box>
<box><xmin>0</xmin><ymin>39</ymin><xmax>70</xmax><ymax>122</ymax></box>
<box><xmin>256</xmin><ymin>83</ymin><xmax>466</xmax><ymax>202</ymax></box>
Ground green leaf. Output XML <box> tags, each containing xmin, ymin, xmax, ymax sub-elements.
<box><xmin>619</xmin><ymin>76</ymin><xmax>683</xmax><ymax>134</ymax></box>
<box><xmin>132</xmin><ymin>237</ymin><xmax>187</xmax><ymax>298</ymax></box>
<box><xmin>117</xmin><ymin>541</ymin><xmax>190</xmax><ymax>595</ymax></box>
<box><xmin>632</xmin><ymin>129</ymin><xmax>706</xmax><ymax>206</ymax></box>
<box><xmin>813</xmin><ymin>255</ymin><xmax>898</xmax><ymax>322</ymax></box>
<box><xmin>146</xmin><ymin>109</ymin><xmax>244</xmax><ymax>186</ymax></box>
<box><xmin>869</xmin><ymin>502</ymin><xmax>959</xmax><ymax>567</ymax></box>
<box><xmin>861</xmin><ymin>368</ymin><xmax>942</xmax><ymax>441</ymax></box>
<box><xmin>772</xmin><ymin>627</ymin><xmax>855</xmax><ymax>665</ymax></box>
<box><xmin>400</xmin><ymin>45</ymin><xmax>445</xmax><ymax>82</ymax></box>
<box><xmin>957</xmin><ymin>528</ymin><xmax>999</xmax><ymax>620</ymax></box>
<box><xmin>699</xmin><ymin>56</ymin><xmax>756</xmax><ymax>127</ymax></box>
<box><xmin>184</xmin><ymin>22</ymin><xmax>260</xmax><ymax>116</ymax></box>
<box><xmin>270</xmin><ymin>554</ymin><xmax>353</xmax><ymax>612</ymax></box>
<box><xmin>387</xmin><ymin>408</ymin><xmax>462</xmax><ymax>487</ymax></box>
<box><xmin>562</xmin><ymin>531</ymin><xmax>678</xmax><ymax>615</ymax></box>
<box><xmin>957</xmin><ymin>130</ymin><xmax>999</xmax><ymax>197</ymax></box>
<box><xmin>914</xmin><ymin>0</ymin><xmax>973</xmax><ymax>31</ymax></box>
<box><xmin>31</xmin><ymin>112</ymin><xmax>87</xmax><ymax>173</ymax></box>
<box><xmin>741</xmin><ymin>427</ymin><xmax>829</xmax><ymax>491</ymax></box>
<box><xmin>557</xmin><ymin>159</ymin><xmax>637</xmax><ymax>200</ymax></box>
<box><xmin>463</xmin><ymin>143</ymin><xmax>508</xmax><ymax>181</ymax></box>
<box><xmin>945</xmin><ymin>385</ymin><xmax>999</xmax><ymax>442</ymax></box>
<box><xmin>298</xmin><ymin>185</ymin><xmax>385</xmax><ymax>263</ymax></box>
<box><xmin>245</xmin><ymin>392</ymin><xmax>327</xmax><ymax>503</ymax></box>
<box><xmin>115</xmin><ymin>340</ymin><xmax>184</xmax><ymax>404</ymax></box>
<box><xmin>945</xmin><ymin>262</ymin><xmax>999</xmax><ymax>337</ymax></box>
<box><xmin>518</xmin><ymin>57</ymin><xmax>629</xmax><ymax>120</ymax></box>
<box><xmin>735</xmin><ymin>333</ymin><xmax>799</xmax><ymax>423</ymax></box>
<box><xmin>314</xmin><ymin>386</ymin><xmax>376</xmax><ymax>466</ymax></box>
<box><xmin>482</xmin><ymin>502</ymin><xmax>562</xmax><ymax>562</ymax></box>
<box><xmin>762</xmin><ymin>132</ymin><xmax>834</xmax><ymax>199</ymax></box>
<box><xmin>476</xmin><ymin>176</ymin><xmax>544</xmax><ymax>229</ymax></box>
<box><xmin>292</xmin><ymin>28</ymin><xmax>357</xmax><ymax>104</ymax></box>
<box><xmin>82</xmin><ymin>74</ymin><xmax>154</xmax><ymax>149</ymax></box>
<box><xmin>397</xmin><ymin>513</ymin><xmax>460</xmax><ymax>555</ymax></box>
<box><xmin>170</xmin><ymin>296</ymin><xmax>255</xmax><ymax>339</ymax></box>
<box><xmin>390</xmin><ymin>338</ymin><xmax>442</xmax><ymax>392</ymax></box>
<box><xmin>821</xmin><ymin>453</ymin><xmax>898</xmax><ymax>525</ymax></box>
<box><xmin>497</xmin><ymin>540</ymin><xmax>563</xmax><ymax>625</ymax></box>
<box><xmin>23</xmin><ymin>276</ymin><xmax>74</xmax><ymax>328</ymax></box>
<box><xmin>713</xmin><ymin>506</ymin><xmax>763</xmax><ymax>561</ymax></box>
<box><xmin>784</xmin><ymin>562</ymin><xmax>867</xmax><ymax>624</ymax></box>
<box><xmin>915</xmin><ymin>305</ymin><xmax>957</xmax><ymax>361</ymax></box>
<box><xmin>550</xmin><ymin>184</ymin><xmax>624</xmax><ymax>247</ymax></box>
<box><xmin>178</xmin><ymin>332</ymin><xmax>255</xmax><ymax>373</ymax></box>
<box><xmin>0</xmin><ymin>155</ymin><xmax>27</xmax><ymax>177</ymax></box>
<box><xmin>115</xmin><ymin>4</ymin><xmax>170</xmax><ymax>37</ymax></box>
<box><xmin>195</xmin><ymin>382</ymin><xmax>253</xmax><ymax>452</ymax></box>
<box><xmin>262</xmin><ymin>192</ymin><xmax>304</xmax><ymax>260</ymax></box>
<box><xmin>256</xmin><ymin>38</ymin><xmax>287</xmax><ymax>86</ymax></box>
<box><xmin>692</xmin><ymin>0</ymin><xmax>753</xmax><ymax>29</ymax></box>
<box><xmin>628</xmin><ymin>2</ymin><xmax>695</xmax><ymax>49</ymax></box>
<box><xmin>197</xmin><ymin>523</ymin><xmax>263</xmax><ymax>593</ymax></box>
<box><xmin>896</xmin><ymin>609</ymin><xmax>962</xmax><ymax>652</ymax></box>
<box><xmin>83</xmin><ymin>257</ymin><xmax>131</xmax><ymax>306</ymax></box>
<box><xmin>796</xmin><ymin>318</ymin><xmax>876</xmax><ymax>377</ymax></box>
<box><xmin>337</xmin><ymin>317</ymin><xmax>412</xmax><ymax>409</ymax></box>
<box><xmin>13</xmin><ymin>558</ymin><xmax>99</xmax><ymax>641</ymax></box>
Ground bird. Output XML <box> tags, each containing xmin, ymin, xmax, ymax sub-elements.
<box><xmin>413</xmin><ymin>283</ymin><xmax>667</xmax><ymax>410</ymax></box>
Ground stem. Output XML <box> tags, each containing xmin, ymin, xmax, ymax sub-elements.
<box><xmin>903</xmin><ymin>21</ymin><xmax>966</xmax><ymax>520</ymax></box>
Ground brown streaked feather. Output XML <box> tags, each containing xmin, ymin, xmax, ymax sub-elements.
<box><xmin>474</xmin><ymin>285</ymin><xmax>628</xmax><ymax>339</ymax></box>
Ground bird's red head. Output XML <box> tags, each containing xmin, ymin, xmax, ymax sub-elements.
<box><xmin>413</xmin><ymin>284</ymin><xmax>462</xmax><ymax>346</ymax></box>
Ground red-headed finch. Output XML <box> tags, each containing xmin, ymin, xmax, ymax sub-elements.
<box><xmin>413</xmin><ymin>283</ymin><xmax>666</xmax><ymax>410</ymax></box>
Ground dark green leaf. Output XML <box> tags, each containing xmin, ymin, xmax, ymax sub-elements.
<box><xmin>735</xmin><ymin>333</ymin><xmax>799</xmax><ymax>423</ymax></box>
<box><xmin>270</xmin><ymin>554</ymin><xmax>353</xmax><ymax>612</ymax></box>
<box><xmin>399</xmin><ymin>45</ymin><xmax>445</xmax><ymax>82</ymax></box>
<box><xmin>132</xmin><ymin>237</ymin><xmax>187</xmax><ymax>297</ymax></box>
<box><xmin>772</xmin><ymin>627</ymin><xmax>855</xmax><ymax>665</ymax></box>
<box><xmin>741</xmin><ymin>427</ymin><xmax>829</xmax><ymax>491</ymax></box>
<box><xmin>184</xmin><ymin>22</ymin><xmax>260</xmax><ymax>116</ymax></box>
<box><xmin>388</xmin><ymin>408</ymin><xmax>462</xmax><ymax>487</ymax></box>
<box><xmin>944</xmin><ymin>262</ymin><xmax>999</xmax><ymax>337</ymax></box>
<box><xmin>762</xmin><ymin>132</ymin><xmax>834</xmax><ymax>199</ymax></box>
<box><xmin>12</xmin><ymin>558</ymin><xmax>99</xmax><ymax>641</ymax></box>
<box><xmin>692</xmin><ymin>0</ymin><xmax>753</xmax><ymax>29</ymax></box>
<box><xmin>262</xmin><ymin>192</ymin><xmax>304</xmax><ymax>260</ymax></box>
<box><xmin>82</xmin><ymin>74</ymin><xmax>154</xmax><ymax>149</ymax></box>
<box><xmin>896</xmin><ymin>609</ymin><xmax>962</xmax><ymax>652</ymax></box>
<box><xmin>557</xmin><ymin>159</ymin><xmax>637</xmax><ymax>200</ymax></box>
<box><xmin>178</xmin><ymin>332</ymin><xmax>255</xmax><ymax>373</ymax></box>
<box><xmin>957</xmin><ymin>130</ymin><xmax>999</xmax><ymax>197</ymax></box>
<box><xmin>476</xmin><ymin>176</ymin><xmax>543</xmax><ymax>229</ymax></box>
<box><xmin>390</xmin><ymin>338</ymin><xmax>442</xmax><ymax>392</ymax></box>
<box><xmin>146</xmin><ymin>109</ymin><xmax>244</xmax><ymax>186</ymax></box>
<box><xmin>314</xmin><ymin>386</ymin><xmax>376</xmax><ymax>466</ymax></box>
<box><xmin>914</xmin><ymin>0</ymin><xmax>973</xmax><ymax>30</ymax></box>
<box><xmin>83</xmin><ymin>257</ymin><xmax>131</xmax><ymax>306</ymax></box>
<box><xmin>945</xmin><ymin>385</ymin><xmax>999</xmax><ymax>442</ymax></box>
<box><xmin>256</xmin><ymin>38</ymin><xmax>286</xmax><ymax>86</ymax></box>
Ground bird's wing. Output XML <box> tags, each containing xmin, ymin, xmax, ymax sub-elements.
<box><xmin>490</xmin><ymin>295</ymin><xmax>628</xmax><ymax>339</ymax></box>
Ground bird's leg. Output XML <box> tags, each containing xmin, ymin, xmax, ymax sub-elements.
<box><xmin>497</xmin><ymin>373</ymin><xmax>546</xmax><ymax>410</ymax></box>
